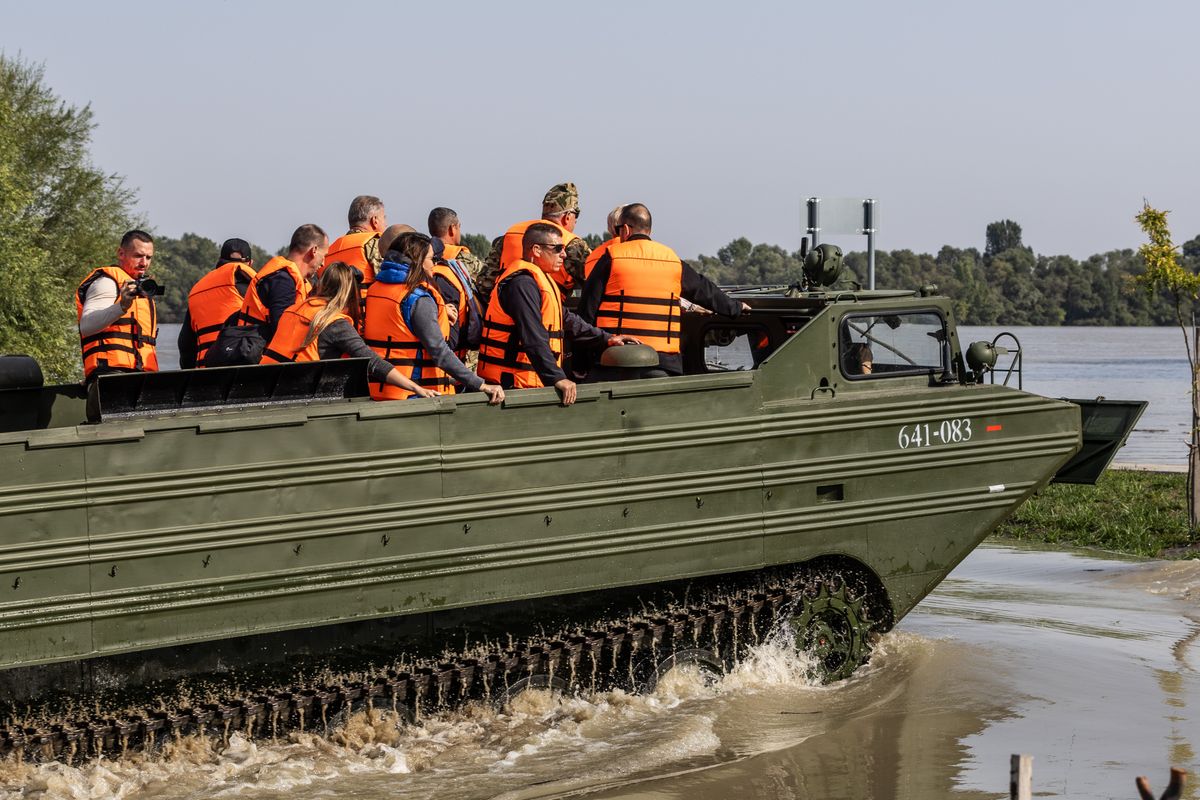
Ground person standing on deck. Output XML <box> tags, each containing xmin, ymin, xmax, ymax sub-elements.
<box><xmin>476</xmin><ymin>182</ymin><xmax>591</xmax><ymax>304</ymax></box>
<box><xmin>478</xmin><ymin>223</ymin><xmax>636</xmax><ymax>405</ymax></box>
<box><xmin>577</xmin><ymin>203</ymin><xmax>748</xmax><ymax>380</ymax></box>
<box><xmin>322</xmin><ymin>195</ymin><xmax>387</xmax><ymax>294</ymax></box>
<box><xmin>76</xmin><ymin>230</ymin><xmax>160</xmax><ymax>382</ymax></box>
<box><xmin>177</xmin><ymin>238</ymin><xmax>256</xmax><ymax>368</ymax></box>
<box><xmin>230</xmin><ymin>224</ymin><xmax>327</xmax><ymax>343</ymax></box>
<box><xmin>428</xmin><ymin>206</ymin><xmax>487</xmax><ymax>282</ymax></box>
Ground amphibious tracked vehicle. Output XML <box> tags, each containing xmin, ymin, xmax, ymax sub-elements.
<box><xmin>0</xmin><ymin>248</ymin><xmax>1143</xmax><ymax>761</ymax></box>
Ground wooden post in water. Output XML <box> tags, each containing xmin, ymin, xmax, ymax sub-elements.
<box><xmin>1191</xmin><ymin>322</ymin><xmax>1198</xmax><ymax>538</ymax></box>
<box><xmin>1010</xmin><ymin>754</ymin><xmax>1033</xmax><ymax>800</ymax></box>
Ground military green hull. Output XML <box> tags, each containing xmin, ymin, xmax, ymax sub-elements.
<box><xmin>0</xmin><ymin>293</ymin><xmax>1082</xmax><ymax>684</ymax></box>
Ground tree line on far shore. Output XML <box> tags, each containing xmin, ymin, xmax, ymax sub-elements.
<box><xmin>690</xmin><ymin>220</ymin><xmax>1200</xmax><ymax>327</ymax></box>
<box><xmin>150</xmin><ymin>220</ymin><xmax>1198</xmax><ymax>328</ymax></box>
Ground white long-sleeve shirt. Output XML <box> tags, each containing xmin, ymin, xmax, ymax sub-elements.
<box><xmin>78</xmin><ymin>275</ymin><xmax>127</xmax><ymax>337</ymax></box>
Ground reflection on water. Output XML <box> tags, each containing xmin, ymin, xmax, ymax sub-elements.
<box><xmin>4</xmin><ymin>543</ymin><xmax>1197</xmax><ymax>799</ymax></box>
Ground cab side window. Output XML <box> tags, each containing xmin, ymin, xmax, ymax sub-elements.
<box><xmin>840</xmin><ymin>312</ymin><xmax>947</xmax><ymax>378</ymax></box>
<box><xmin>702</xmin><ymin>324</ymin><xmax>772</xmax><ymax>372</ymax></box>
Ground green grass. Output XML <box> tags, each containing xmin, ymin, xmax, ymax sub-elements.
<box><xmin>994</xmin><ymin>470</ymin><xmax>1197</xmax><ymax>558</ymax></box>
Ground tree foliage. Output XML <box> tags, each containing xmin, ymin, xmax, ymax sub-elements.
<box><xmin>687</xmin><ymin>221</ymin><xmax>1188</xmax><ymax>326</ymax></box>
<box><xmin>984</xmin><ymin>219</ymin><xmax>1026</xmax><ymax>257</ymax></box>
<box><xmin>461</xmin><ymin>232</ymin><xmax>492</xmax><ymax>260</ymax></box>
<box><xmin>1134</xmin><ymin>203</ymin><xmax>1200</xmax><ymax>534</ymax></box>
<box><xmin>0</xmin><ymin>54</ymin><xmax>139</xmax><ymax>381</ymax></box>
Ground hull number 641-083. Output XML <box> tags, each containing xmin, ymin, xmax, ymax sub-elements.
<box><xmin>898</xmin><ymin>419</ymin><xmax>973</xmax><ymax>449</ymax></box>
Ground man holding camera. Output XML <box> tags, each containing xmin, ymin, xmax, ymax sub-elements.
<box><xmin>76</xmin><ymin>229</ymin><xmax>161</xmax><ymax>382</ymax></box>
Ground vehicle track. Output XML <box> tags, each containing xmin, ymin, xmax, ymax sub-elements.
<box><xmin>0</xmin><ymin>568</ymin><xmax>877</xmax><ymax>764</ymax></box>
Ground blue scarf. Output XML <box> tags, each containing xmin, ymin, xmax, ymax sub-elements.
<box><xmin>375</xmin><ymin>259</ymin><xmax>411</xmax><ymax>284</ymax></box>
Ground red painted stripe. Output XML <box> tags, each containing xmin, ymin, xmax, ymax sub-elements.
<box><xmin>986</xmin><ymin>424</ymin><xmax>1002</xmax><ymax>432</ymax></box>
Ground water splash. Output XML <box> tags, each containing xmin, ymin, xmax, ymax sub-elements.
<box><xmin>0</xmin><ymin>631</ymin><xmax>937</xmax><ymax>800</ymax></box>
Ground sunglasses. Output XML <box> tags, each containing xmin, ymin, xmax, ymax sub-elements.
<box><xmin>537</xmin><ymin>243</ymin><xmax>566</xmax><ymax>253</ymax></box>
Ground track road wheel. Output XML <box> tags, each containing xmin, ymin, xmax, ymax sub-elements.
<box><xmin>639</xmin><ymin>647</ymin><xmax>725</xmax><ymax>693</ymax></box>
<box><xmin>789</xmin><ymin>583</ymin><xmax>871</xmax><ymax>684</ymax></box>
<box><xmin>494</xmin><ymin>673</ymin><xmax>568</xmax><ymax>713</ymax></box>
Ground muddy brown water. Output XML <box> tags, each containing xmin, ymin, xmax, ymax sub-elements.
<box><xmin>3</xmin><ymin>541</ymin><xmax>1198</xmax><ymax>799</ymax></box>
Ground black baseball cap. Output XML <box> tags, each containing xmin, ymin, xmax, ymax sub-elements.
<box><xmin>219</xmin><ymin>238</ymin><xmax>252</xmax><ymax>263</ymax></box>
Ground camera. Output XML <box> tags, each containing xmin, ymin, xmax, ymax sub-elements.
<box><xmin>134</xmin><ymin>277</ymin><xmax>165</xmax><ymax>298</ymax></box>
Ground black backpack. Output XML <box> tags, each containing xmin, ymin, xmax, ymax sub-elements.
<box><xmin>204</xmin><ymin>325</ymin><xmax>266</xmax><ymax>367</ymax></box>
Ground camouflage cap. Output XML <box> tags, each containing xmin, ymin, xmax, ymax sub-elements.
<box><xmin>542</xmin><ymin>182</ymin><xmax>580</xmax><ymax>215</ymax></box>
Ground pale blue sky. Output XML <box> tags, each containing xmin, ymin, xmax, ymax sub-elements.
<box><xmin>4</xmin><ymin>0</ymin><xmax>1197</xmax><ymax>259</ymax></box>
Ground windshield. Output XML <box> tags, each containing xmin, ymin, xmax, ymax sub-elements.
<box><xmin>840</xmin><ymin>311</ymin><xmax>948</xmax><ymax>378</ymax></box>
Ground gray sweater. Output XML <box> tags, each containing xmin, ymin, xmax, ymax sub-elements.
<box><xmin>408</xmin><ymin>295</ymin><xmax>484</xmax><ymax>391</ymax></box>
<box><xmin>318</xmin><ymin>319</ymin><xmax>395</xmax><ymax>383</ymax></box>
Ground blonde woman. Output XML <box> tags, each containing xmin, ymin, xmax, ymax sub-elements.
<box><xmin>260</xmin><ymin>261</ymin><xmax>436</xmax><ymax>398</ymax></box>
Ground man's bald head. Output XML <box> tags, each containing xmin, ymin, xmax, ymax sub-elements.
<box><xmin>379</xmin><ymin>223</ymin><xmax>417</xmax><ymax>255</ymax></box>
<box><xmin>618</xmin><ymin>203</ymin><xmax>652</xmax><ymax>235</ymax></box>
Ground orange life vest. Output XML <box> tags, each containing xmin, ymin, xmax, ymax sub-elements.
<box><xmin>75</xmin><ymin>266</ymin><xmax>159</xmax><ymax>378</ymax></box>
<box><xmin>583</xmin><ymin>237</ymin><xmax>618</xmax><ymax>279</ymax></box>
<box><xmin>478</xmin><ymin>260</ymin><xmax>564</xmax><ymax>389</ymax></box>
<box><xmin>442</xmin><ymin>243</ymin><xmax>470</xmax><ymax>261</ymax></box>
<box><xmin>431</xmin><ymin>259</ymin><xmax>482</xmax><ymax>359</ymax></box>
<box><xmin>235</xmin><ymin>256</ymin><xmax>308</xmax><ymax>328</ymax></box>
<box><xmin>498</xmin><ymin>219</ymin><xmax>578</xmax><ymax>285</ymax></box>
<box><xmin>259</xmin><ymin>297</ymin><xmax>352</xmax><ymax>364</ymax></box>
<box><xmin>595</xmin><ymin>238</ymin><xmax>683</xmax><ymax>354</ymax></box>
<box><xmin>187</xmin><ymin>261</ymin><xmax>256</xmax><ymax>365</ymax></box>
<box><xmin>362</xmin><ymin>279</ymin><xmax>452</xmax><ymax>400</ymax></box>
<box><xmin>322</xmin><ymin>230</ymin><xmax>380</xmax><ymax>287</ymax></box>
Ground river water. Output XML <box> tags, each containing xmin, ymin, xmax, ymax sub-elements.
<box><xmin>155</xmin><ymin>324</ymin><xmax>1191</xmax><ymax>466</ymax></box>
<box><xmin>4</xmin><ymin>543</ymin><xmax>1197</xmax><ymax>800</ymax></box>
<box><xmin>958</xmin><ymin>326</ymin><xmax>1190</xmax><ymax>466</ymax></box>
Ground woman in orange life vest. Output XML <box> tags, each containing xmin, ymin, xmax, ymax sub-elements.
<box><xmin>362</xmin><ymin>232</ymin><xmax>505</xmax><ymax>403</ymax></box>
<box><xmin>259</xmin><ymin>262</ymin><xmax>436</xmax><ymax>399</ymax></box>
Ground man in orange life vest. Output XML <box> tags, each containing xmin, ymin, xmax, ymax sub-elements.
<box><xmin>583</xmin><ymin>204</ymin><xmax>626</xmax><ymax>280</ymax></box>
<box><xmin>232</xmin><ymin>224</ymin><xmax>328</xmax><ymax>342</ymax></box>
<box><xmin>477</xmin><ymin>182</ymin><xmax>592</xmax><ymax>305</ymax></box>
<box><xmin>428</xmin><ymin>206</ymin><xmax>486</xmax><ymax>283</ymax></box>
<box><xmin>76</xmin><ymin>229</ymin><xmax>160</xmax><ymax>381</ymax></box>
<box><xmin>426</xmin><ymin>210</ymin><xmax>484</xmax><ymax>363</ymax></box>
<box><xmin>478</xmin><ymin>223</ymin><xmax>636</xmax><ymax>406</ymax></box>
<box><xmin>177</xmin><ymin>238</ymin><xmax>256</xmax><ymax>368</ymax></box>
<box><xmin>321</xmin><ymin>195</ymin><xmax>387</xmax><ymax>289</ymax></box>
<box><xmin>578</xmin><ymin>203</ymin><xmax>749</xmax><ymax>379</ymax></box>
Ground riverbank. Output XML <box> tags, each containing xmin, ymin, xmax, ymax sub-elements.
<box><xmin>994</xmin><ymin>469</ymin><xmax>1196</xmax><ymax>558</ymax></box>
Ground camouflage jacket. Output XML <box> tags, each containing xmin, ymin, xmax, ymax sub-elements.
<box><xmin>454</xmin><ymin>249</ymin><xmax>487</xmax><ymax>284</ymax></box>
